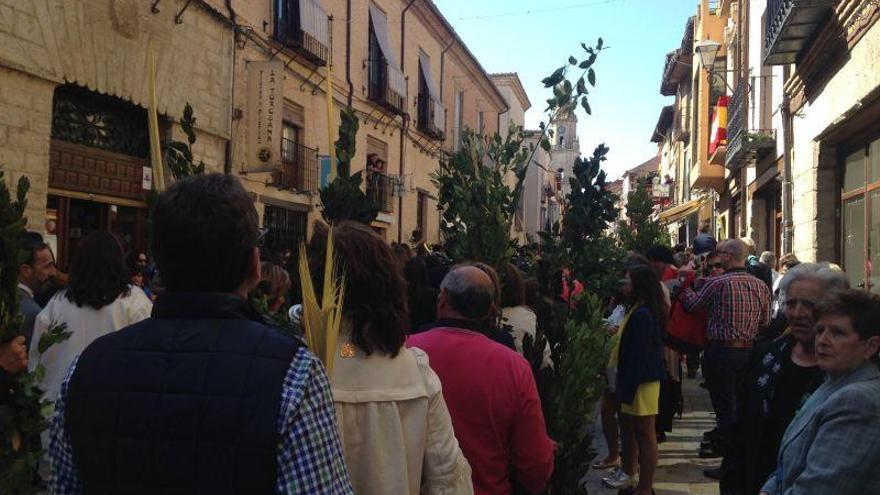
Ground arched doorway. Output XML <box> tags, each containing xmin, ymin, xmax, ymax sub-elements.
<box><xmin>47</xmin><ymin>84</ymin><xmax>151</xmax><ymax>269</ymax></box>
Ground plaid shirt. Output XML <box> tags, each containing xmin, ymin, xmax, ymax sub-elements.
<box><xmin>48</xmin><ymin>347</ymin><xmax>353</xmax><ymax>494</ymax></box>
<box><xmin>680</xmin><ymin>268</ymin><xmax>771</xmax><ymax>342</ymax></box>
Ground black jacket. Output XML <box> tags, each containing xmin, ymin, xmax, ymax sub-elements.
<box><xmin>65</xmin><ymin>292</ymin><xmax>302</xmax><ymax>494</ymax></box>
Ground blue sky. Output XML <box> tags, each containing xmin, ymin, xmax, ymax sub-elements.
<box><xmin>433</xmin><ymin>0</ymin><xmax>697</xmax><ymax>180</ymax></box>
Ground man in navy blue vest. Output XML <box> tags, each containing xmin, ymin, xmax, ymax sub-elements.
<box><xmin>47</xmin><ymin>174</ymin><xmax>353</xmax><ymax>494</ymax></box>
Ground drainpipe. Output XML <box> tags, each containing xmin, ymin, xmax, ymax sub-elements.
<box><xmin>346</xmin><ymin>0</ymin><xmax>353</xmax><ymax>106</ymax></box>
<box><xmin>780</xmin><ymin>92</ymin><xmax>794</xmax><ymax>254</ymax></box>
<box><xmin>224</xmin><ymin>0</ymin><xmax>238</xmax><ymax>175</ymax></box>
<box><xmin>439</xmin><ymin>39</ymin><xmax>455</xmax><ymax>99</ymax></box>
<box><xmin>397</xmin><ymin>0</ymin><xmax>417</xmax><ymax>243</ymax></box>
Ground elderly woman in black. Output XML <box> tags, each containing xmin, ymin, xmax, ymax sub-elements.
<box><xmin>715</xmin><ymin>262</ymin><xmax>848</xmax><ymax>493</ymax></box>
<box><xmin>760</xmin><ymin>290</ymin><xmax>880</xmax><ymax>495</ymax></box>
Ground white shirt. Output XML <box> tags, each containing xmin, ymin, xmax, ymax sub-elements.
<box><xmin>18</xmin><ymin>282</ymin><xmax>34</xmax><ymax>299</ymax></box>
<box><xmin>502</xmin><ymin>305</ymin><xmax>553</xmax><ymax>369</ymax></box>
<box><xmin>29</xmin><ymin>287</ymin><xmax>153</xmax><ymax>405</ymax></box>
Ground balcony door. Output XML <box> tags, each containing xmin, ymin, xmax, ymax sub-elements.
<box><xmin>841</xmin><ymin>137</ymin><xmax>880</xmax><ymax>293</ymax></box>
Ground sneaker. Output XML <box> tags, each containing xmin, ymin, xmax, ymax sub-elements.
<box><xmin>602</xmin><ymin>470</ymin><xmax>638</xmax><ymax>489</ymax></box>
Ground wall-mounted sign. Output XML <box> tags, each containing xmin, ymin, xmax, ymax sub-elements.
<box><xmin>142</xmin><ymin>166</ymin><xmax>153</xmax><ymax>190</ymax></box>
<box><xmin>246</xmin><ymin>61</ymin><xmax>284</xmax><ymax>173</ymax></box>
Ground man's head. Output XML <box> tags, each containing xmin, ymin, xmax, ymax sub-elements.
<box><xmin>150</xmin><ymin>174</ymin><xmax>260</xmax><ymax>296</ymax></box>
<box><xmin>718</xmin><ymin>238</ymin><xmax>748</xmax><ymax>270</ymax></box>
<box><xmin>17</xmin><ymin>231</ymin><xmax>56</xmax><ymax>293</ymax></box>
<box><xmin>759</xmin><ymin>251</ymin><xmax>776</xmax><ymax>269</ymax></box>
<box><xmin>646</xmin><ymin>244</ymin><xmax>676</xmax><ymax>277</ymax></box>
<box><xmin>437</xmin><ymin>265</ymin><xmax>496</xmax><ymax>322</ymax></box>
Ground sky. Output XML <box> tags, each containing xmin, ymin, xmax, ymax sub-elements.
<box><xmin>432</xmin><ymin>0</ymin><xmax>697</xmax><ymax>180</ymax></box>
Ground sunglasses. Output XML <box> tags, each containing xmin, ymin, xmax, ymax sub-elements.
<box><xmin>257</xmin><ymin>227</ymin><xmax>269</xmax><ymax>247</ymax></box>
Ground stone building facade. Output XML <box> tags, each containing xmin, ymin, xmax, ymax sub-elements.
<box><xmin>0</xmin><ymin>0</ymin><xmax>511</xmax><ymax>266</ymax></box>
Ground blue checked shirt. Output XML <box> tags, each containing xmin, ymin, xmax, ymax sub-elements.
<box><xmin>48</xmin><ymin>347</ymin><xmax>354</xmax><ymax>494</ymax></box>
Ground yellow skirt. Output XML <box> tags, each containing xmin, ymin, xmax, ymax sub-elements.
<box><xmin>621</xmin><ymin>381</ymin><xmax>660</xmax><ymax>416</ymax></box>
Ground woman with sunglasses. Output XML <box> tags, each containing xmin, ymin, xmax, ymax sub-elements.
<box><xmin>717</xmin><ymin>263</ymin><xmax>848</xmax><ymax>494</ymax></box>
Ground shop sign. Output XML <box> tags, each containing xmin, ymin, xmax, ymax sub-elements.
<box><xmin>142</xmin><ymin>166</ymin><xmax>153</xmax><ymax>190</ymax></box>
<box><xmin>246</xmin><ymin>61</ymin><xmax>284</xmax><ymax>173</ymax></box>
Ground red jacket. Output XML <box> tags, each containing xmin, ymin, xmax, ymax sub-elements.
<box><xmin>407</xmin><ymin>322</ymin><xmax>555</xmax><ymax>495</ymax></box>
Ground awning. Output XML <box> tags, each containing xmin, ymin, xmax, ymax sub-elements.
<box><xmin>658</xmin><ymin>196</ymin><xmax>708</xmax><ymax>224</ymax></box>
<box><xmin>369</xmin><ymin>5</ymin><xmax>406</xmax><ymax>98</ymax></box>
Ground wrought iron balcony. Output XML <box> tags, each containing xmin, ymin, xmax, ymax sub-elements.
<box><xmin>725</xmin><ymin>79</ymin><xmax>777</xmax><ymax>169</ymax></box>
<box><xmin>274</xmin><ymin>0</ymin><xmax>330</xmax><ymax>66</ymax></box>
<box><xmin>366</xmin><ymin>171</ymin><xmax>396</xmax><ymax>213</ymax></box>
<box><xmin>417</xmin><ymin>94</ymin><xmax>446</xmax><ymax>140</ymax></box>
<box><xmin>368</xmin><ymin>60</ymin><xmax>407</xmax><ymax>115</ymax></box>
<box><xmin>764</xmin><ymin>0</ymin><xmax>838</xmax><ymax>65</ymax></box>
<box><xmin>273</xmin><ymin>138</ymin><xmax>319</xmax><ymax>193</ymax></box>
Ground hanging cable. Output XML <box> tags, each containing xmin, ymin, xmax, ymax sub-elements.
<box><xmin>456</xmin><ymin>0</ymin><xmax>626</xmax><ymax>21</ymax></box>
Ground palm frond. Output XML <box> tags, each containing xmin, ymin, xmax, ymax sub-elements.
<box><xmin>298</xmin><ymin>231</ymin><xmax>345</xmax><ymax>375</ymax></box>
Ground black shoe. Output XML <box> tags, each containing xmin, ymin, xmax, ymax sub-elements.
<box><xmin>699</xmin><ymin>443</ymin><xmax>724</xmax><ymax>458</ymax></box>
<box><xmin>699</xmin><ymin>381</ymin><xmax>708</xmax><ymax>389</ymax></box>
<box><xmin>656</xmin><ymin>432</ymin><xmax>667</xmax><ymax>443</ymax></box>
<box><xmin>702</xmin><ymin>427</ymin><xmax>721</xmax><ymax>441</ymax></box>
<box><xmin>703</xmin><ymin>467</ymin><xmax>724</xmax><ymax>480</ymax></box>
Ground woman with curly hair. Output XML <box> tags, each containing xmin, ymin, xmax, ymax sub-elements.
<box><xmin>308</xmin><ymin>221</ymin><xmax>472</xmax><ymax>495</ymax></box>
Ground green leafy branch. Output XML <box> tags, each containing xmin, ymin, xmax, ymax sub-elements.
<box><xmin>164</xmin><ymin>103</ymin><xmax>206</xmax><ymax>180</ymax></box>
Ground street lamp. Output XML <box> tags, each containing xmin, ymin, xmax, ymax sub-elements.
<box><xmin>694</xmin><ymin>39</ymin><xmax>721</xmax><ymax>72</ymax></box>
<box><xmin>694</xmin><ymin>39</ymin><xmax>733</xmax><ymax>92</ymax></box>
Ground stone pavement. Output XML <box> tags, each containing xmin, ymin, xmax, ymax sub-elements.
<box><xmin>582</xmin><ymin>375</ymin><xmax>721</xmax><ymax>494</ymax></box>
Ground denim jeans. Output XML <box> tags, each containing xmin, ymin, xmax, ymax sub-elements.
<box><xmin>702</xmin><ymin>345</ymin><xmax>753</xmax><ymax>443</ymax></box>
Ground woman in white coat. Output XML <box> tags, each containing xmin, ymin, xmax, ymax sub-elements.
<box><xmin>308</xmin><ymin>221</ymin><xmax>472</xmax><ymax>495</ymax></box>
<box><xmin>30</xmin><ymin>231</ymin><xmax>152</xmax><ymax>405</ymax></box>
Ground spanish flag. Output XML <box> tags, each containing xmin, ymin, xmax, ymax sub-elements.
<box><xmin>710</xmin><ymin>95</ymin><xmax>728</xmax><ymax>155</ymax></box>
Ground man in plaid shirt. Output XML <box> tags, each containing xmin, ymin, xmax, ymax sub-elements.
<box><xmin>680</xmin><ymin>238</ymin><xmax>771</xmax><ymax>458</ymax></box>
<box><xmin>47</xmin><ymin>174</ymin><xmax>353</xmax><ymax>494</ymax></box>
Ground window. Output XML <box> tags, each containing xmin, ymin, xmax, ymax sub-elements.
<box><xmin>273</xmin><ymin>0</ymin><xmax>330</xmax><ymax>64</ymax></box>
<box><xmin>366</xmin><ymin>137</ymin><xmax>394</xmax><ymax>213</ymax></box>
<box><xmin>263</xmin><ymin>204</ymin><xmax>307</xmax><ymax>254</ymax></box>
<box><xmin>274</xmin><ymin>121</ymin><xmax>318</xmax><ymax>192</ymax></box>
<box><xmin>417</xmin><ymin>51</ymin><xmax>445</xmax><ymax>139</ymax></box>
<box><xmin>841</xmin><ymin>137</ymin><xmax>880</xmax><ymax>293</ymax></box>
<box><xmin>478</xmin><ymin>111</ymin><xmax>485</xmax><ymax>133</ymax></box>
<box><xmin>453</xmin><ymin>90</ymin><xmax>464</xmax><ymax>150</ymax></box>
<box><xmin>367</xmin><ymin>4</ymin><xmax>406</xmax><ymax>113</ymax></box>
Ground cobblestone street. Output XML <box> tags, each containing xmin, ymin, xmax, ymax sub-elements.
<box><xmin>584</xmin><ymin>375</ymin><xmax>721</xmax><ymax>495</ymax></box>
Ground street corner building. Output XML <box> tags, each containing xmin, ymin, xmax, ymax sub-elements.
<box><xmin>0</xmin><ymin>0</ymin><xmax>523</xmax><ymax>266</ymax></box>
<box><xmin>646</xmin><ymin>0</ymin><xmax>880</xmax><ymax>294</ymax></box>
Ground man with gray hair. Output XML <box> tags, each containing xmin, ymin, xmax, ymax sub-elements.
<box><xmin>680</xmin><ymin>238</ymin><xmax>771</xmax><ymax>459</ymax></box>
<box><xmin>408</xmin><ymin>265</ymin><xmax>555</xmax><ymax>495</ymax></box>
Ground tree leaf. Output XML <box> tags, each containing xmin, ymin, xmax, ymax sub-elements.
<box><xmin>597</xmin><ymin>37</ymin><xmax>604</xmax><ymax>50</ymax></box>
<box><xmin>540</xmin><ymin>138</ymin><xmax>551</xmax><ymax>152</ymax></box>
<box><xmin>581</xmin><ymin>97</ymin><xmax>592</xmax><ymax>115</ymax></box>
<box><xmin>541</xmin><ymin>67</ymin><xmax>565</xmax><ymax>88</ymax></box>
<box><xmin>568</xmin><ymin>56</ymin><xmax>577</xmax><ymax>65</ymax></box>
<box><xmin>588</xmin><ymin>68</ymin><xmax>596</xmax><ymax>86</ymax></box>
<box><xmin>576</xmin><ymin>77</ymin><xmax>586</xmax><ymax>95</ymax></box>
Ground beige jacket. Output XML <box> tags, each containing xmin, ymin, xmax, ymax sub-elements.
<box><xmin>331</xmin><ymin>333</ymin><xmax>473</xmax><ymax>495</ymax></box>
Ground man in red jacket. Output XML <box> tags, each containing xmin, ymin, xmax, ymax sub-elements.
<box><xmin>408</xmin><ymin>265</ymin><xmax>555</xmax><ymax>494</ymax></box>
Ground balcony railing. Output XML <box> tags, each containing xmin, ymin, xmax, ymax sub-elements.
<box><xmin>417</xmin><ymin>94</ymin><xmax>446</xmax><ymax>140</ymax></box>
<box><xmin>368</xmin><ymin>60</ymin><xmax>407</xmax><ymax>115</ymax></box>
<box><xmin>725</xmin><ymin>78</ymin><xmax>777</xmax><ymax>169</ymax></box>
<box><xmin>366</xmin><ymin>171</ymin><xmax>396</xmax><ymax>213</ymax></box>
<box><xmin>764</xmin><ymin>0</ymin><xmax>837</xmax><ymax>65</ymax></box>
<box><xmin>273</xmin><ymin>138</ymin><xmax>319</xmax><ymax>193</ymax></box>
<box><xmin>274</xmin><ymin>0</ymin><xmax>330</xmax><ymax>65</ymax></box>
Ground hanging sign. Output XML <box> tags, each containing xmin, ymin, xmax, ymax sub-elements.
<box><xmin>246</xmin><ymin>61</ymin><xmax>284</xmax><ymax>173</ymax></box>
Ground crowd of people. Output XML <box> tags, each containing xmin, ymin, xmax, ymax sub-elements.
<box><xmin>1</xmin><ymin>172</ymin><xmax>878</xmax><ymax>495</ymax></box>
<box><xmin>594</xmin><ymin>226</ymin><xmax>880</xmax><ymax>495</ymax></box>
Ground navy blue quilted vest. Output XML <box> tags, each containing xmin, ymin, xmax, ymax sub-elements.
<box><xmin>65</xmin><ymin>292</ymin><xmax>302</xmax><ymax>495</ymax></box>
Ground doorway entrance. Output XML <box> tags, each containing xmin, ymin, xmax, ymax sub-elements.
<box><xmin>47</xmin><ymin>195</ymin><xmax>146</xmax><ymax>271</ymax></box>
